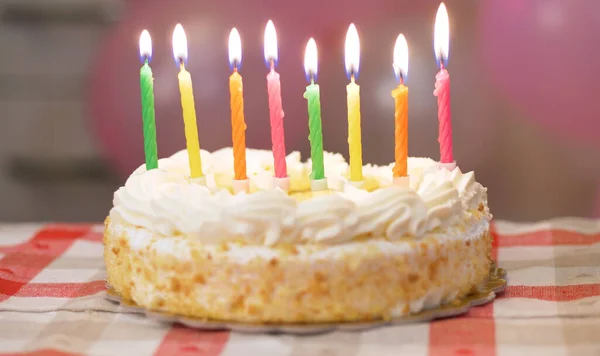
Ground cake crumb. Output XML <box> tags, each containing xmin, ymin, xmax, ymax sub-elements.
<box><xmin>171</xmin><ymin>278</ymin><xmax>181</xmax><ymax>292</ymax></box>
<box><xmin>408</xmin><ymin>273</ymin><xmax>419</xmax><ymax>283</ymax></box>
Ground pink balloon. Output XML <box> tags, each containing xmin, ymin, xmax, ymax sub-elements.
<box><xmin>481</xmin><ymin>0</ymin><xmax>600</xmax><ymax>143</ymax></box>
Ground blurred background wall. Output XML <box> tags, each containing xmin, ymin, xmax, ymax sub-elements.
<box><xmin>0</xmin><ymin>0</ymin><xmax>599</xmax><ymax>222</ymax></box>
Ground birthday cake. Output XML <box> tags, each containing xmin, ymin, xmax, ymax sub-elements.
<box><xmin>103</xmin><ymin>148</ymin><xmax>492</xmax><ymax>323</ymax></box>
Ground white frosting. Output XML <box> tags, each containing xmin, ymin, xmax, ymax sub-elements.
<box><xmin>222</xmin><ymin>190</ymin><xmax>298</xmax><ymax>246</ymax></box>
<box><xmin>342</xmin><ymin>185</ymin><xmax>428</xmax><ymax>239</ymax></box>
<box><xmin>150</xmin><ymin>184</ymin><xmax>299</xmax><ymax>246</ymax></box>
<box><xmin>114</xmin><ymin>212</ymin><xmax>488</xmax><ymax>262</ymax></box>
<box><xmin>210</xmin><ymin>147</ymin><xmax>307</xmax><ymax>191</ymax></box>
<box><xmin>109</xmin><ymin>148</ymin><xmax>490</xmax><ymax>246</ymax></box>
<box><xmin>418</xmin><ymin>179</ymin><xmax>462</xmax><ymax>231</ymax></box>
<box><xmin>319</xmin><ymin>152</ymin><xmax>349</xmax><ymax>191</ymax></box>
<box><xmin>296</xmin><ymin>194</ymin><xmax>359</xmax><ymax>244</ymax></box>
<box><xmin>133</xmin><ymin>149</ymin><xmax>214</xmax><ymax>178</ymax></box>
<box><xmin>110</xmin><ymin>169</ymin><xmax>187</xmax><ymax>230</ymax></box>
<box><xmin>150</xmin><ymin>183</ymin><xmax>226</xmax><ymax>240</ymax></box>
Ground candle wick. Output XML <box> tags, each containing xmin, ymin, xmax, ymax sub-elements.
<box><xmin>269</xmin><ymin>59</ymin><xmax>275</xmax><ymax>71</ymax></box>
<box><xmin>310</xmin><ymin>75</ymin><xmax>315</xmax><ymax>85</ymax></box>
<box><xmin>350</xmin><ymin>74</ymin><xmax>355</xmax><ymax>83</ymax></box>
<box><xmin>439</xmin><ymin>61</ymin><xmax>445</xmax><ymax>71</ymax></box>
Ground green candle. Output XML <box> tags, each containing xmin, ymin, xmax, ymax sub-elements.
<box><xmin>303</xmin><ymin>80</ymin><xmax>325</xmax><ymax>180</ymax></box>
<box><xmin>303</xmin><ymin>38</ymin><xmax>325</xmax><ymax>181</ymax></box>
<box><xmin>139</xmin><ymin>30</ymin><xmax>158</xmax><ymax>170</ymax></box>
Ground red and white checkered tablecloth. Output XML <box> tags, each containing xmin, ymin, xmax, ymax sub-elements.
<box><xmin>0</xmin><ymin>219</ymin><xmax>599</xmax><ymax>356</ymax></box>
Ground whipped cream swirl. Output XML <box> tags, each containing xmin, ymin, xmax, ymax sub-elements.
<box><xmin>148</xmin><ymin>183</ymin><xmax>298</xmax><ymax>246</ymax></box>
<box><xmin>414</xmin><ymin>166</ymin><xmax>488</xmax><ymax>212</ymax></box>
<box><xmin>296</xmin><ymin>194</ymin><xmax>359</xmax><ymax>244</ymax></box>
<box><xmin>110</xmin><ymin>149</ymin><xmax>490</xmax><ymax>246</ymax></box>
<box><xmin>341</xmin><ymin>186</ymin><xmax>428</xmax><ymax>239</ymax></box>
<box><xmin>110</xmin><ymin>169</ymin><xmax>186</xmax><ymax>230</ymax></box>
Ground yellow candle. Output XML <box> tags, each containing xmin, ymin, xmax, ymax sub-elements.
<box><xmin>173</xmin><ymin>23</ymin><xmax>203</xmax><ymax>179</ymax></box>
<box><xmin>178</xmin><ymin>64</ymin><xmax>203</xmax><ymax>178</ymax></box>
<box><xmin>345</xmin><ymin>23</ymin><xmax>363</xmax><ymax>182</ymax></box>
<box><xmin>347</xmin><ymin>77</ymin><xmax>363</xmax><ymax>182</ymax></box>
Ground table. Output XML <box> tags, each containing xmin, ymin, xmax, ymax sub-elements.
<box><xmin>0</xmin><ymin>219</ymin><xmax>599</xmax><ymax>355</ymax></box>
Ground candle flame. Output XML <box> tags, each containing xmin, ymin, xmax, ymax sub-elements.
<box><xmin>264</xmin><ymin>20</ymin><xmax>278</xmax><ymax>67</ymax></box>
<box><xmin>434</xmin><ymin>2</ymin><xmax>449</xmax><ymax>67</ymax></box>
<box><xmin>139</xmin><ymin>30</ymin><xmax>152</xmax><ymax>63</ymax></box>
<box><xmin>393</xmin><ymin>34</ymin><xmax>409</xmax><ymax>82</ymax></box>
<box><xmin>304</xmin><ymin>38</ymin><xmax>318</xmax><ymax>82</ymax></box>
<box><xmin>345</xmin><ymin>23</ymin><xmax>360</xmax><ymax>80</ymax></box>
<box><xmin>229</xmin><ymin>28</ymin><xmax>242</xmax><ymax>70</ymax></box>
<box><xmin>172</xmin><ymin>23</ymin><xmax>188</xmax><ymax>65</ymax></box>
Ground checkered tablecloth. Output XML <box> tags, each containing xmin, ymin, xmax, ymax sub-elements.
<box><xmin>0</xmin><ymin>219</ymin><xmax>599</xmax><ymax>356</ymax></box>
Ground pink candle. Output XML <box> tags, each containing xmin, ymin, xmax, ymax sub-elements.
<box><xmin>266</xmin><ymin>63</ymin><xmax>287</xmax><ymax>178</ymax></box>
<box><xmin>433</xmin><ymin>3</ymin><xmax>454</xmax><ymax>165</ymax></box>
<box><xmin>434</xmin><ymin>64</ymin><xmax>453</xmax><ymax>163</ymax></box>
<box><xmin>264</xmin><ymin>20</ymin><xmax>287</xmax><ymax>179</ymax></box>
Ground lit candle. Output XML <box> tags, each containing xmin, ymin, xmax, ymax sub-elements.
<box><xmin>228</xmin><ymin>28</ymin><xmax>249</xmax><ymax>193</ymax></box>
<box><xmin>434</xmin><ymin>3</ymin><xmax>455</xmax><ymax>170</ymax></box>
<box><xmin>264</xmin><ymin>20</ymin><xmax>289</xmax><ymax>191</ymax></box>
<box><xmin>138</xmin><ymin>30</ymin><xmax>159</xmax><ymax>171</ymax></box>
<box><xmin>391</xmin><ymin>34</ymin><xmax>409</xmax><ymax>186</ymax></box>
<box><xmin>303</xmin><ymin>38</ymin><xmax>326</xmax><ymax>191</ymax></box>
<box><xmin>345</xmin><ymin>24</ymin><xmax>363</xmax><ymax>183</ymax></box>
<box><xmin>173</xmin><ymin>24</ymin><xmax>204</xmax><ymax>181</ymax></box>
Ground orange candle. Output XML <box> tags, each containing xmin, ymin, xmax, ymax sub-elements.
<box><xmin>391</xmin><ymin>34</ymin><xmax>409</xmax><ymax>178</ymax></box>
<box><xmin>228</xmin><ymin>28</ymin><xmax>247</xmax><ymax>181</ymax></box>
<box><xmin>392</xmin><ymin>84</ymin><xmax>408</xmax><ymax>177</ymax></box>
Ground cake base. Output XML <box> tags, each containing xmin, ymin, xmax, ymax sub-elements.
<box><xmin>104</xmin><ymin>216</ymin><xmax>493</xmax><ymax>323</ymax></box>
<box><xmin>104</xmin><ymin>266</ymin><xmax>505</xmax><ymax>334</ymax></box>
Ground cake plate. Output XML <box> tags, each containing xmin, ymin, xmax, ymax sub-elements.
<box><xmin>105</xmin><ymin>265</ymin><xmax>507</xmax><ymax>335</ymax></box>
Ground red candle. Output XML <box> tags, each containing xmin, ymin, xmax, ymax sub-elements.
<box><xmin>264</xmin><ymin>20</ymin><xmax>287</xmax><ymax>179</ymax></box>
<box><xmin>434</xmin><ymin>3</ymin><xmax>454</xmax><ymax>165</ymax></box>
